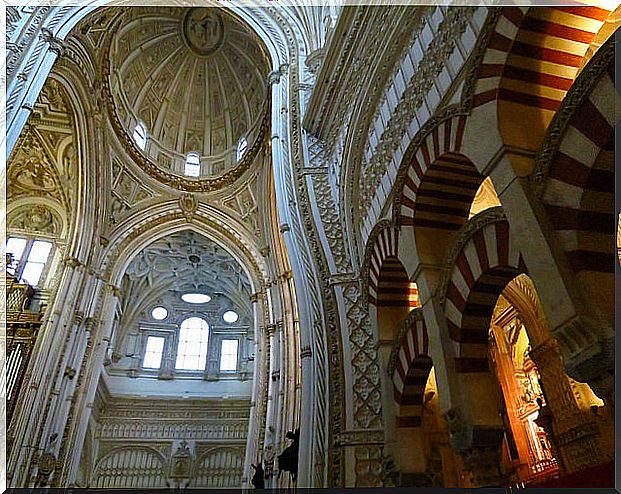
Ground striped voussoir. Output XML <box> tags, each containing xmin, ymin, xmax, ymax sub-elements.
<box><xmin>367</xmin><ymin>227</ymin><xmax>418</xmax><ymax>308</ymax></box>
<box><xmin>542</xmin><ymin>63</ymin><xmax>616</xmax><ymax>275</ymax></box>
<box><xmin>473</xmin><ymin>6</ymin><xmax>615</xmax><ymax>111</ymax></box>
<box><xmin>444</xmin><ymin>219</ymin><xmax>527</xmax><ymax>373</ymax></box>
<box><xmin>392</xmin><ymin>309</ymin><xmax>431</xmax><ymax>428</ymax></box>
<box><xmin>399</xmin><ymin>115</ymin><xmax>477</xmax><ymax>231</ymax></box>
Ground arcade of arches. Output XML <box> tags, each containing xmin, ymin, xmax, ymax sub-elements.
<box><xmin>4</xmin><ymin>3</ymin><xmax>619</xmax><ymax>489</ymax></box>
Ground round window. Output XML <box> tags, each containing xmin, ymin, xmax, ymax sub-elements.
<box><xmin>151</xmin><ymin>306</ymin><xmax>168</xmax><ymax>320</ymax></box>
<box><xmin>223</xmin><ymin>310</ymin><xmax>239</xmax><ymax>323</ymax></box>
<box><xmin>181</xmin><ymin>293</ymin><xmax>212</xmax><ymax>304</ymax></box>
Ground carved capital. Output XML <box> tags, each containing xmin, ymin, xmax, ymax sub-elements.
<box><xmin>40</xmin><ymin>28</ymin><xmax>66</xmax><ymax>57</ymax></box>
<box><xmin>63</xmin><ymin>256</ymin><xmax>81</xmax><ymax>268</ymax></box>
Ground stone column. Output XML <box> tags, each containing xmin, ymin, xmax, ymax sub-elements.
<box><xmin>443</xmin><ymin>407</ymin><xmax>505</xmax><ymax>487</ymax></box>
<box><xmin>529</xmin><ymin>338</ymin><xmax>603</xmax><ymax>474</ymax></box>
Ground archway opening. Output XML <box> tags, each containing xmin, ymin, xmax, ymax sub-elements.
<box><xmin>77</xmin><ymin>230</ymin><xmax>255</xmax><ymax>488</ymax></box>
<box><xmin>489</xmin><ymin>274</ymin><xmax>613</xmax><ymax>487</ymax></box>
<box><xmin>408</xmin><ymin>152</ymin><xmax>492</xmax><ymax>266</ymax></box>
<box><xmin>375</xmin><ymin>255</ymin><xmax>418</xmax><ymax>343</ymax></box>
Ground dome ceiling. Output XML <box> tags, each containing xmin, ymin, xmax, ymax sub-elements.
<box><xmin>105</xmin><ymin>7</ymin><xmax>270</xmax><ymax>188</ymax></box>
<box><xmin>123</xmin><ymin>230</ymin><xmax>252</xmax><ymax>319</ymax></box>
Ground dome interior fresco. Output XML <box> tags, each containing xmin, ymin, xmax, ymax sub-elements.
<box><xmin>108</xmin><ymin>7</ymin><xmax>270</xmax><ymax>180</ymax></box>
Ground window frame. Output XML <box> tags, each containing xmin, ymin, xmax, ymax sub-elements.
<box><xmin>133</xmin><ymin>122</ymin><xmax>148</xmax><ymax>150</ymax></box>
<box><xmin>219</xmin><ymin>338</ymin><xmax>240</xmax><ymax>372</ymax></box>
<box><xmin>236</xmin><ymin>136</ymin><xmax>248</xmax><ymax>161</ymax></box>
<box><xmin>175</xmin><ymin>316</ymin><xmax>210</xmax><ymax>371</ymax></box>
<box><xmin>142</xmin><ymin>334</ymin><xmax>166</xmax><ymax>369</ymax></box>
<box><xmin>5</xmin><ymin>235</ymin><xmax>55</xmax><ymax>287</ymax></box>
<box><xmin>184</xmin><ymin>152</ymin><xmax>201</xmax><ymax>177</ymax></box>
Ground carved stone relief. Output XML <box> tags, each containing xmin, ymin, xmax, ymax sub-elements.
<box><xmin>356</xmin><ymin>7</ymin><xmax>476</xmax><ymax>219</ymax></box>
<box><xmin>8</xmin><ymin>204</ymin><xmax>63</xmax><ymax>236</ymax></box>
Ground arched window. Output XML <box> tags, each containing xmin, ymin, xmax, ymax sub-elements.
<box><xmin>133</xmin><ymin>122</ymin><xmax>147</xmax><ymax>150</ymax></box>
<box><xmin>184</xmin><ymin>152</ymin><xmax>201</xmax><ymax>177</ymax></box>
<box><xmin>175</xmin><ymin>317</ymin><xmax>209</xmax><ymax>370</ymax></box>
<box><xmin>236</xmin><ymin>137</ymin><xmax>247</xmax><ymax>161</ymax></box>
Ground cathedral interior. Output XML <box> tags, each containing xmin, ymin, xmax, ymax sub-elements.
<box><xmin>3</xmin><ymin>3</ymin><xmax>619</xmax><ymax>489</ymax></box>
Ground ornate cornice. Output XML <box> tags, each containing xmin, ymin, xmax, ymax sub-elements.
<box><xmin>530</xmin><ymin>36</ymin><xmax>614</xmax><ymax>197</ymax></box>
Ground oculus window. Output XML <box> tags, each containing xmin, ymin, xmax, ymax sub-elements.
<box><xmin>151</xmin><ymin>306</ymin><xmax>168</xmax><ymax>320</ymax></box>
<box><xmin>175</xmin><ymin>317</ymin><xmax>209</xmax><ymax>370</ymax></box>
<box><xmin>223</xmin><ymin>310</ymin><xmax>239</xmax><ymax>323</ymax></box>
<box><xmin>181</xmin><ymin>293</ymin><xmax>211</xmax><ymax>304</ymax></box>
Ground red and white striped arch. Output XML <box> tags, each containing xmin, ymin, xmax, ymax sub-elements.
<box><xmin>365</xmin><ymin>224</ymin><xmax>418</xmax><ymax>308</ymax></box>
<box><xmin>444</xmin><ymin>215</ymin><xmax>527</xmax><ymax>373</ymax></box>
<box><xmin>467</xmin><ymin>4</ymin><xmax>619</xmax><ymax>165</ymax></box>
<box><xmin>392</xmin><ymin>310</ymin><xmax>432</xmax><ymax>427</ymax></box>
<box><xmin>541</xmin><ymin>57</ymin><xmax>617</xmax><ymax>277</ymax></box>
<box><xmin>473</xmin><ymin>6</ymin><xmax>617</xmax><ymax>113</ymax></box>
<box><xmin>398</xmin><ymin>115</ymin><xmax>474</xmax><ymax>231</ymax></box>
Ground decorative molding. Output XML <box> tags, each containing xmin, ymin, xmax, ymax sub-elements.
<box><xmin>356</xmin><ymin>8</ymin><xmax>476</xmax><ymax>222</ymax></box>
<box><xmin>335</xmin><ymin>429</ymin><xmax>384</xmax><ymax>446</ymax></box>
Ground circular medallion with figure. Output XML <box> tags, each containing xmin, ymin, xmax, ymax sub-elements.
<box><xmin>183</xmin><ymin>8</ymin><xmax>224</xmax><ymax>56</ymax></box>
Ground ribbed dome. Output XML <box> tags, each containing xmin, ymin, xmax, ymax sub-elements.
<box><xmin>108</xmin><ymin>7</ymin><xmax>270</xmax><ymax>179</ymax></box>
